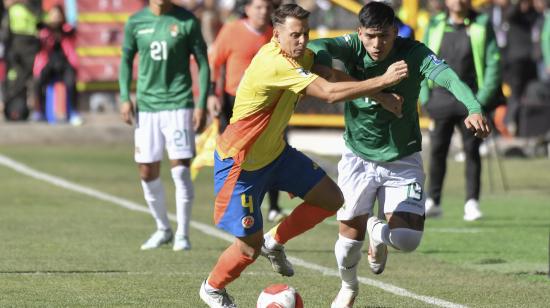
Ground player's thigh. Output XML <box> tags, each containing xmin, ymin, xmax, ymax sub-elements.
<box><xmin>336</xmin><ymin>148</ymin><xmax>379</xmax><ymax>221</ymax></box>
<box><xmin>214</xmin><ymin>151</ymin><xmax>270</xmax><ymax>237</ymax></box>
<box><xmin>273</xmin><ymin>146</ymin><xmax>333</xmax><ymax>208</ymax></box>
<box><xmin>161</xmin><ymin>108</ymin><xmax>195</xmax><ymax>160</ymax></box>
<box><xmin>303</xmin><ymin>176</ymin><xmax>343</xmax><ymax>211</ymax></box>
<box><xmin>378</xmin><ymin>154</ymin><xmax>426</xmax><ymax>230</ymax></box>
<box><xmin>135</xmin><ymin>111</ymin><xmax>164</xmax><ymax>163</ymax></box>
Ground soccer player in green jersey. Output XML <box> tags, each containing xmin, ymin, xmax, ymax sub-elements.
<box><xmin>308</xmin><ymin>2</ymin><xmax>490</xmax><ymax>307</ymax></box>
<box><xmin>118</xmin><ymin>0</ymin><xmax>210</xmax><ymax>251</ymax></box>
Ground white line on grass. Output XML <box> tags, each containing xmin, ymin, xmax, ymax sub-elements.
<box><xmin>0</xmin><ymin>154</ymin><xmax>466</xmax><ymax>308</ymax></box>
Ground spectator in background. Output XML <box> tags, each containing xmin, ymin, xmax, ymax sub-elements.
<box><xmin>502</xmin><ymin>0</ymin><xmax>539</xmax><ymax>135</ymax></box>
<box><xmin>533</xmin><ymin>0</ymin><xmax>550</xmax><ymax>80</ymax></box>
<box><xmin>32</xmin><ymin>4</ymin><xmax>80</xmax><ymax>125</ymax></box>
<box><xmin>208</xmin><ymin>0</ymin><xmax>287</xmax><ymax>223</ymax></box>
<box><xmin>119</xmin><ymin>0</ymin><xmax>209</xmax><ymax>252</ymax></box>
<box><xmin>421</xmin><ymin>0</ymin><xmax>501</xmax><ymax>221</ymax></box>
<box><xmin>1</xmin><ymin>0</ymin><xmax>40</xmax><ymax>121</ymax></box>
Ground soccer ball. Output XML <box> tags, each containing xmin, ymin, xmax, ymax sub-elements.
<box><xmin>257</xmin><ymin>284</ymin><xmax>303</xmax><ymax>308</ymax></box>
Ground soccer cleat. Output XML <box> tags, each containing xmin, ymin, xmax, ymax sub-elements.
<box><xmin>463</xmin><ymin>199</ymin><xmax>482</xmax><ymax>221</ymax></box>
<box><xmin>267</xmin><ymin>210</ymin><xmax>287</xmax><ymax>223</ymax></box>
<box><xmin>199</xmin><ymin>280</ymin><xmax>237</xmax><ymax>308</ymax></box>
<box><xmin>425</xmin><ymin>198</ymin><xmax>442</xmax><ymax>218</ymax></box>
<box><xmin>366</xmin><ymin>216</ymin><xmax>388</xmax><ymax>275</ymax></box>
<box><xmin>173</xmin><ymin>234</ymin><xmax>191</xmax><ymax>251</ymax></box>
<box><xmin>140</xmin><ymin>229</ymin><xmax>173</xmax><ymax>250</ymax></box>
<box><xmin>331</xmin><ymin>287</ymin><xmax>357</xmax><ymax>308</ymax></box>
<box><xmin>261</xmin><ymin>244</ymin><xmax>294</xmax><ymax>277</ymax></box>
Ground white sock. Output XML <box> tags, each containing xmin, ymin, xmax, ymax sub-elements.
<box><xmin>141</xmin><ymin>178</ymin><xmax>170</xmax><ymax>231</ymax></box>
<box><xmin>205</xmin><ymin>280</ymin><xmax>219</xmax><ymax>291</ymax></box>
<box><xmin>371</xmin><ymin>220</ymin><xmax>391</xmax><ymax>247</ymax></box>
<box><xmin>263</xmin><ymin>233</ymin><xmax>283</xmax><ymax>250</ymax></box>
<box><xmin>334</xmin><ymin>234</ymin><xmax>363</xmax><ymax>291</ymax></box>
<box><xmin>171</xmin><ymin>165</ymin><xmax>194</xmax><ymax>237</ymax></box>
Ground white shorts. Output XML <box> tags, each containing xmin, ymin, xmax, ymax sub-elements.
<box><xmin>134</xmin><ymin>108</ymin><xmax>195</xmax><ymax>163</ymax></box>
<box><xmin>336</xmin><ymin>148</ymin><xmax>426</xmax><ymax>221</ymax></box>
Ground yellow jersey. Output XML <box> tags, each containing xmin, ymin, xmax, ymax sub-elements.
<box><xmin>216</xmin><ymin>39</ymin><xmax>318</xmax><ymax>170</ymax></box>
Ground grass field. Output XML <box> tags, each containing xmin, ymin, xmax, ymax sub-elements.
<box><xmin>0</xmin><ymin>143</ymin><xmax>549</xmax><ymax>307</ymax></box>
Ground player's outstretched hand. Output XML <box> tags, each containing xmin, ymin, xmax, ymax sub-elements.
<box><xmin>194</xmin><ymin>108</ymin><xmax>207</xmax><ymax>133</ymax></box>
<box><xmin>464</xmin><ymin>113</ymin><xmax>491</xmax><ymax>138</ymax></box>
<box><xmin>382</xmin><ymin>60</ymin><xmax>408</xmax><ymax>87</ymax></box>
<box><xmin>120</xmin><ymin>101</ymin><xmax>135</xmax><ymax>125</ymax></box>
<box><xmin>376</xmin><ymin>93</ymin><xmax>403</xmax><ymax>118</ymax></box>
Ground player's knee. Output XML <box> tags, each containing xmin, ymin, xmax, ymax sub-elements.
<box><xmin>389</xmin><ymin>228</ymin><xmax>423</xmax><ymax>252</ymax></box>
<box><xmin>237</xmin><ymin>238</ymin><xmax>263</xmax><ymax>259</ymax></box>
<box><xmin>334</xmin><ymin>234</ymin><xmax>363</xmax><ymax>269</ymax></box>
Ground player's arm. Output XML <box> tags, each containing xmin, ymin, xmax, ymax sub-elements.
<box><xmin>432</xmin><ymin>68</ymin><xmax>491</xmax><ymax>138</ymax></box>
<box><xmin>119</xmin><ymin>20</ymin><xmax>137</xmax><ymax>125</ymax></box>
<box><xmin>189</xmin><ymin>17</ymin><xmax>211</xmax><ymax>132</ymax></box>
<box><xmin>312</xmin><ymin>64</ymin><xmax>403</xmax><ymax>117</ymax></box>
<box><xmin>305</xmin><ymin>60</ymin><xmax>408</xmax><ymax>104</ymax></box>
<box><xmin>207</xmin><ymin>25</ymin><xmax>230</xmax><ymax>117</ymax></box>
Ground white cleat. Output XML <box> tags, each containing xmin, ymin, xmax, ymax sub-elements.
<box><xmin>261</xmin><ymin>244</ymin><xmax>294</xmax><ymax>277</ymax></box>
<box><xmin>331</xmin><ymin>287</ymin><xmax>357</xmax><ymax>308</ymax></box>
<box><xmin>140</xmin><ymin>229</ymin><xmax>173</xmax><ymax>250</ymax></box>
<box><xmin>464</xmin><ymin>199</ymin><xmax>483</xmax><ymax>221</ymax></box>
<box><xmin>425</xmin><ymin>198</ymin><xmax>443</xmax><ymax>218</ymax></box>
<box><xmin>199</xmin><ymin>280</ymin><xmax>237</xmax><ymax>308</ymax></box>
<box><xmin>173</xmin><ymin>234</ymin><xmax>191</xmax><ymax>251</ymax></box>
<box><xmin>366</xmin><ymin>216</ymin><xmax>388</xmax><ymax>275</ymax></box>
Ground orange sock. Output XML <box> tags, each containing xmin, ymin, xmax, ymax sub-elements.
<box><xmin>207</xmin><ymin>242</ymin><xmax>254</xmax><ymax>290</ymax></box>
<box><xmin>270</xmin><ymin>202</ymin><xmax>336</xmax><ymax>245</ymax></box>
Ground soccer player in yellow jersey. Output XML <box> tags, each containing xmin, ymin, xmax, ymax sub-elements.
<box><xmin>199</xmin><ymin>4</ymin><xmax>408</xmax><ymax>307</ymax></box>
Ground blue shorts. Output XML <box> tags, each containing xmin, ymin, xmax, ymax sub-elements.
<box><xmin>214</xmin><ymin>145</ymin><xmax>326</xmax><ymax>237</ymax></box>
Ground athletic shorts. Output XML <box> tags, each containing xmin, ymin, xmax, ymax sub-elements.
<box><xmin>336</xmin><ymin>148</ymin><xmax>425</xmax><ymax>220</ymax></box>
<box><xmin>214</xmin><ymin>145</ymin><xmax>326</xmax><ymax>237</ymax></box>
<box><xmin>134</xmin><ymin>108</ymin><xmax>195</xmax><ymax>163</ymax></box>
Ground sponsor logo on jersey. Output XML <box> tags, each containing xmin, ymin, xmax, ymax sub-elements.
<box><xmin>296</xmin><ymin>68</ymin><xmax>311</xmax><ymax>77</ymax></box>
<box><xmin>170</xmin><ymin>24</ymin><xmax>179</xmax><ymax>37</ymax></box>
<box><xmin>429</xmin><ymin>54</ymin><xmax>444</xmax><ymax>65</ymax></box>
<box><xmin>241</xmin><ymin>215</ymin><xmax>255</xmax><ymax>229</ymax></box>
<box><xmin>137</xmin><ymin>28</ymin><xmax>154</xmax><ymax>35</ymax></box>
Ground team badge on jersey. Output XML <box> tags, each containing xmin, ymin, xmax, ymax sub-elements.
<box><xmin>296</xmin><ymin>68</ymin><xmax>311</xmax><ymax>77</ymax></box>
<box><xmin>241</xmin><ymin>215</ymin><xmax>255</xmax><ymax>229</ymax></box>
<box><xmin>429</xmin><ymin>54</ymin><xmax>444</xmax><ymax>65</ymax></box>
<box><xmin>169</xmin><ymin>24</ymin><xmax>179</xmax><ymax>37</ymax></box>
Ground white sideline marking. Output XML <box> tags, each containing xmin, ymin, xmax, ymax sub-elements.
<box><xmin>0</xmin><ymin>154</ymin><xmax>466</xmax><ymax>308</ymax></box>
<box><xmin>428</xmin><ymin>228</ymin><xmax>482</xmax><ymax>234</ymax></box>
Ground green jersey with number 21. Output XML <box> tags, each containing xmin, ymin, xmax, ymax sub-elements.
<box><xmin>120</xmin><ymin>6</ymin><xmax>208</xmax><ymax>112</ymax></box>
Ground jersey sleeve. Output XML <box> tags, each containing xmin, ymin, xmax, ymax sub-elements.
<box><xmin>432</xmin><ymin>65</ymin><xmax>482</xmax><ymax>114</ymax></box>
<box><xmin>268</xmin><ymin>55</ymin><xmax>319</xmax><ymax>94</ymax></box>
<box><xmin>409</xmin><ymin>43</ymin><xmax>449</xmax><ymax>81</ymax></box>
<box><xmin>308</xmin><ymin>34</ymin><xmax>356</xmax><ymax>68</ymax></box>
<box><xmin>119</xmin><ymin>19</ymin><xmax>137</xmax><ymax>103</ymax></box>
<box><xmin>188</xmin><ymin>16</ymin><xmax>210</xmax><ymax>109</ymax></box>
<box><xmin>208</xmin><ymin>23</ymin><xmax>232</xmax><ymax>82</ymax></box>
